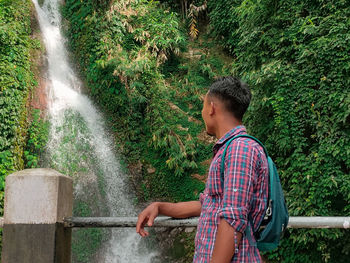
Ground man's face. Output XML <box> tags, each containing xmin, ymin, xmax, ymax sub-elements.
<box><xmin>201</xmin><ymin>92</ymin><xmax>215</xmax><ymax>136</ymax></box>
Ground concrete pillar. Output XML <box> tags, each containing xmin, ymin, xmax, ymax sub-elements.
<box><xmin>2</xmin><ymin>168</ymin><xmax>73</xmax><ymax>263</ymax></box>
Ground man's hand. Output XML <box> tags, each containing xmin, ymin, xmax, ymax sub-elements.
<box><xmin>136</xmin><ymin>202</ymin><xmax>159</xmax><ymax>237</ymax></box>
<box><xmin>136</xmin><ymin>201</ymin><xmax>202</xmax><ymax>237</ymax></box>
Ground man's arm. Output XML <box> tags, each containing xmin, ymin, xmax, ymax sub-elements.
<box><xmin>136</xmin><ymin>201</ymin><xmax>201</xmax><ymax>237</ymax></box>
<box><xmin>210</xmin><ymin>219</ymin><xmax>242</xmax><ymax>263</ymax></box>
<box><xmin>212</xmin><ymin>140</ymin><xmax>260</xmax><ymax>261</ymax></box>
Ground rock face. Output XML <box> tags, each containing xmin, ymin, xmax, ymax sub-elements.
<box><xmin>30</xmin><ymin>75</ymin><xmax>48</xmax><ymax>115</ymax></box>
<box><xmin>29</xmin><ymin>5</ymin><xmax>48</xmax><ymax>118</ymax></box>
<box><xmin>29</xmin><ymin>54</ymin><xmax>48</xmax><ymax>117</ymax></box>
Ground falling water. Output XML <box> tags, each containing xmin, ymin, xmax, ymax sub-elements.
<box><xmin>31</xmin><ymin>0</ymin><xmax>158</xmax><ymax>262</ymax></box>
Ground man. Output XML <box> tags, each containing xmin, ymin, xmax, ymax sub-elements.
<box><xmin>136</xmin><ymin>76</ymin><xmax>268</xmax><ymax>262</ymax></box>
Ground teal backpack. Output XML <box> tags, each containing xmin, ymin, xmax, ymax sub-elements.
<box><xmin>221</xmin><ymin>135</ymin><xmax>289</xmax><ymax>251</ymax></box>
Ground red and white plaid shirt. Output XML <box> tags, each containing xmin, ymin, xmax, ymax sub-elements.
<box><xmin>194</xmin><ymin>126</ymin><xmax>268</xmax><ymax>262</ymax></box>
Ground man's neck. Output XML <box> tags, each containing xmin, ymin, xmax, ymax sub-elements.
<box><xmin>215</xmin><ymin>119</ymin><xmax>243</xmax><ymax>139</ymax></box>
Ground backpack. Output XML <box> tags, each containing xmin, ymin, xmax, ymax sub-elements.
<box><xmin>220</xmin><ymin>134</ymin><xmax>289</xmax><ymax>251</ymax></box>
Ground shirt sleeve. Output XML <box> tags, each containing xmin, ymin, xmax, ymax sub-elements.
<box><xmin>218</xmin><ymin>139</ymin><xmax>258</xmax><ymax>233</ymax></box>
<box><xmin>199</xmin><ymin>192</ymin><xmax>205</xmax><ymax>206</ymax></box>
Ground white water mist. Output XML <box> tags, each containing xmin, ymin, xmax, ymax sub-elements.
<box><xmin>31</xmin><ymin>0</ymin><xmax>158</xmax><ymax>262</ymax></box>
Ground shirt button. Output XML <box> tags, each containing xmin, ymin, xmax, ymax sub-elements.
<box><xmin>234</xmin><ymin>188</ymin><xmax>238</xmax><ymax>192</ymax></box>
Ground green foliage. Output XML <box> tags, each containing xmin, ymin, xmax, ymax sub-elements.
<box><xmin>0</xmin><ymin>0</ymin><xmax>41</xmax><ymax>258</ymax></box>
<box><xmin>209</xmin><ymin>0</ymin><xmax>350</xmax><ymax>262</ymax></box>
<box><xmin>167</xmin><ymin>230</ymin><xmax>196</xmax><ymax>261</ymax></box>
<box><xmin>207</xmin><ymin>0</ymin><xmax>241</xmax><ymax>52</ymax></box>
<box><xmin>0</xmin><ymin>0</ymin><xmax>38</xmax><ymax>210</ymax></box>
<box><xmin>62</xmin><ymin>0</ymin><xmax>211</xmax><ymax>203</ymax></box>
<box><xmin>24</xmin><ymin>109</ymin><xmax>49</xmax><ymax>168</ymax></box>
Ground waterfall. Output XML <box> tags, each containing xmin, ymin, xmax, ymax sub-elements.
<box><xmin>31</xmin><ymin>0</ymin><xmax>158</xmax><ymax>262</ymax></box>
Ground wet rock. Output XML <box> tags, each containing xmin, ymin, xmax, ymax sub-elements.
<box><xmin>184</xmin><ymin>227</ymin><xmax>195</xmax><ymax>233</ymax></box>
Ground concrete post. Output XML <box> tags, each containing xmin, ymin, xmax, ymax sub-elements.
<box><xmin>2</xmin><ymin>168</ymin><xmax>73</xmax><ymax>263</ymax></box>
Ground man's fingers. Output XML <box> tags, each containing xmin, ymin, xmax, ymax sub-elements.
<box><xmin>136</xmin><ymin>215</ymin><xmax>153</xmax><ymax>237</ymax></box>
<box><xmin>136</xmin><ymin>217</ymin><xmax>142</xmax><ymax>233</ymax></box>
<box><xmin>136</xmin><ymin>219</ymin><xmax>142</xmax><ymax>233</ymax></box>
<box><xmin>147</xmin><ymin>213</ymin><xmax>156</xmax><ymax>227</ymax></box>
<box><xmin>138</xmin><ymin>225</ymin><xmax>149</xmax><ymax>237</ymax></box>
<box><xmin>139</xmin><ymin>228</ymin><xmax>149</xmax><ymax>237</ymax></box>
<box><xmin>136</xmin><ymin>214</ymin><xmax>148</xmax><ymax>233</ymax></box>
<box><xmin>136</xmin><ymin>203</ymin><xmax>159</xmax><ymax>237</ymax></box>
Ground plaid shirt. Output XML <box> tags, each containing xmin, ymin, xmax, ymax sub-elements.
<box><xmin>193</xmin><ymin>126</ymin><xmax>268</xmax><ymax>262</ymax></box>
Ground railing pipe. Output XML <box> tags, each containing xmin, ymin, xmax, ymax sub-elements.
<box><xmin>63</xmin><ymin>216</ymin><xmax>350</xmax><ymax>229</ymax></box>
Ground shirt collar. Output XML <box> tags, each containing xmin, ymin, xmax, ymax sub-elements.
<box><xmin>213</xmin><ymin>125</ymin><xmax>247</xmax><ymax>154</ymax></box>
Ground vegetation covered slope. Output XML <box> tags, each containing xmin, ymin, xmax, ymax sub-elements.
<box><xmin>0</xmin><ymin>0</ymin><xmax>48</xmax><ymax>256</ymax></box>
<box><xmin>61</xmin><ymin>0</ymin><xmax>229</xmax><ymax>204</ymax></box>
<box><xmin>209</xmin><ymin>0</ymin><xmax>350</xmax><ymax>262</ymax></box>
<box><xmin>0</xmin><ymin>0</ymin><xmax>32</xmax><ymax>208</ymax></box>
<box><xmin>0</xmin><ymin>0</ymin><xmax>43</xmax><ymax>215</ymax></box>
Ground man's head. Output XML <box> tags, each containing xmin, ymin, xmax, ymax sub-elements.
<box><xmin>201</xmin><ymin>76</ymin><xmax>251</xmax><ymax>136</ymax></box>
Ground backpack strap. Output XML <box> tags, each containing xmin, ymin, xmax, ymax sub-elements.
<box><xmin>220</xmin><ymin>134</ymin><xmax>270</xmax><ymax>245</ymax></box>
<box><xmin>222</xmin><ymin>134</ymin><xmax>272</xmax><ymax>201</ymax></box>
<box><xmin>220</xmin><ymin>134</ymin><xmax>268</xmax><ymax>184</ymax></box>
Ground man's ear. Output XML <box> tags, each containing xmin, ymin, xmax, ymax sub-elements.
<box><xmin>209</xmin><ymin>101</ymin><xmax>215</xmax><ymax>116</ymax></box>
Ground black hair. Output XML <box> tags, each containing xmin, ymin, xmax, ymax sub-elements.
<box><xmin>208</xmin><ymin>76</ymin><xmax>251</xmax><ymax>120</ymax></box>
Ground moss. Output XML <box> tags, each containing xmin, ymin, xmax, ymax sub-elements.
<box><xmin>167</xmin><ymin>231</ymin><xmax>196</xmax><ymax>262</ymax></box>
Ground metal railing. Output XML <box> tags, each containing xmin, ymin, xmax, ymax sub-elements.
<box><xmin>1</xmin><ymin>216</ymin><xmax>348</xmax><ymax>229</ymax></box>
<box><xmin>62</xmin><ymin>216</ymin><xmax>350</xmax><ymax>229</ymax></box>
